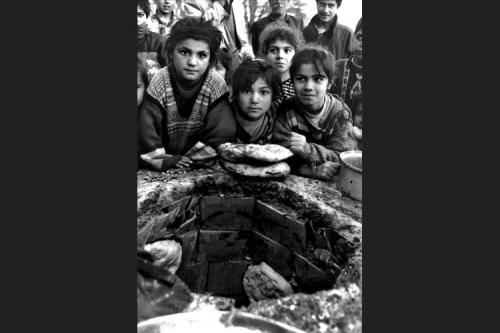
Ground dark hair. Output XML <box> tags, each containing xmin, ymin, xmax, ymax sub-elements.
<box><xmin>261</xmin><ymin>25</ymin><xmax>304</xmax><ymax>55</ymax></box>
<box><xmin>137</xmin><ymin>0</ymin><xmax>151</xmax><ymax>17</ymax></box>
<box><xmin>166</xmin><ymin>17</ymin><xmax>223</xmax><ymax>67</ymax></box>
<box><xmin>316</xmin><ymin>0</ymin><xmax>342</xmax><ymax>6</ymax></box>
<box><xmin>231</xmin><ymin>58</ymin><xmax>282</xmax><ymax>100</ymax></box>
<box><xmin>216</xmin><ymin>48</ymin><xmax>233</xmax><ymax>72</ymax></box>
<box><xmin>355</xmin><ymin>17</ymin><xmax>362</xmax><ymax>34</ymax></box>
<box><xmin>137</xmin><ymin>57</ymin><xmax>149</xmax><ymax>87</ymax></box>
<box><xmin>215</xmin><ymin>48</ymin><xmax>233</xmax><ymax>82</ymax></box>
<box><xmin>289</xmin><ymin>45</ymin><xmax>336</xmax><ymax>83</ymax></box>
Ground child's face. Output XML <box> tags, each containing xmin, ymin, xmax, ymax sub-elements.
<box><xmin>316</xmin><ymin>0</ymin><xmax>339</xmax><ymax>23</ymax></box>
<box><xmin>137</xmin><ymin>6</ymin><xmax>147</xmax><ymax>26</ymax></box>
<box><xmin>172</xmin><ymin>39</ymin><xmax>211</xmax><ymax>83</ymax></box>
<box><xmin>269</xmin><ymin>0</ymin><xmax>289</xmax><ymax>16</ymax></box>
<box><xmin>237</xmin><ymin>77</ymin><xmax>273</xmax><ymax>121</ymax></box>
<box><xmin>137</xmin><ymin>72</ymin><xmax>145</xmax><ymax>107</ymax></box>
<box><xmin>293</xmin><ymin>63</ymin><xmax>332</xmax><ymax>112</ymax></box>
<box><xmin>266</xmin><ymin>39</ymin><xmax>295</xmax><ymax>77</ymax></box>
<box><xmin>352</xmin><ymin>29</ymin><xmax>362</xmax><ymax>62</ymax></box>
<box><xmin>155</xmin><ymin>0</ymin><xmax>173</xmax><ymax>15</ymax></box>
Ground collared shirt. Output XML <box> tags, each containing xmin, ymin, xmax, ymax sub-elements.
<box><xmin>148</xmin><ymin>10</ymin><xmax>176</xmax><ymax>36</ymax></box>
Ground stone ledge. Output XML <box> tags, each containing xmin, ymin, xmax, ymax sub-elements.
<box><xmin>200</xmin><ymin>196</ymin><xmax>255</xmax><ymax>221</ymax></box>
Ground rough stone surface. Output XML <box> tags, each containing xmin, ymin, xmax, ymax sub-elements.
<box><xmin>206</xmin><ymin>261</ymin><xmax>250</xmax><ymax>297</ymax></box>
<box><xmin>202</xmin><ymin>212</ymin><xmax>254</xmax><ymax>231</ymax></box>
<box><xmin>255</xmin><ymin>200</ymin><xmax>307</xmax><ymax>253</ymax></box>
<box><xmin>196</xmin><ymin>230</ymin><xmax>249</xmax><ymax>262</ymax></box>
<box><xmin>247</xmin><ymin>231</ymin><xmax>295</xmax><ymax>280</ymax></box>
<box><xmin>245</xmin><ymin>283</ymin><xmax>362</xmax><ymax>333</ymax></box>
<box><xmin>137</xmin><ymin>166</ymin><xmax>362</xmax><ymax>332</ymax></box>
<box><xmin>294</xmin><ymin>253</ymin><xmax>337</xmax><ymax>293</ymax></box>
<box><xmin>177</xmin><ymin>230</ymin><xmax>198</xmax><ymax>271</ymax></box>
<box><xmin>175</xmin><ymin>214</ymin><xmax>197</xmax><ymax>235</ymax></box>
<box><xmin>200</xmin><ymin>196</ymin><xmax>255</xmax><ymax>221</ymax></box>
<box><xmin>176</xmin><ymin>262</ymin><xmax>209</xmax><ymax>293</ymax></box>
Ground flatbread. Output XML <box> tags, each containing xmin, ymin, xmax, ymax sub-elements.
<box><xmin>221</xmin><ymin>160</ymin><xmax>290</xmax><ymax>178</ymax></box>
<box><xmin>218</xmin><ymin>143</ymin><xmax>293</xmax><ymax>163</ymax></box>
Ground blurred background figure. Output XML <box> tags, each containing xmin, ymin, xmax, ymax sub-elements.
<box><xmin>302</xmin><ymin>0</ymin><xmax>352</xmax><ymax>61</ymax></box>
<box><xmin>250</xmin><ymin>0</ymin><xmax>303</xmax><ymax>56</ymax></box>
<box><xmin>179</xmin><ymin>1</ymin><xmax>254</xmax><ymax>67</ymax></box>
<box><xmin>148</xmin><ymin>0</ymin><xmax>180</xmax><ymax>36</ymax></box>
<box><xmin>138</xmin><ymin>0</ymin><xmax>169</xmax><ymax>81</ymax></box>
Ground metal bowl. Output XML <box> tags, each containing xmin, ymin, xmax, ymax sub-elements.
<box><xmin>137</xmin><ymin>310</ymin><xmax>306</xmax><ymax>333</ymax></box>
<box><xmin>338</xmin><ymin>150</ymin><xmax>362</xmax><ymax>201</ymax></box>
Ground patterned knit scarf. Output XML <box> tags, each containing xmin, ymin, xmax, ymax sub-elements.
<box><xmin>146</xmin><ymin>66</ymin><xmax>228</xmax><ymax>153</ymax></box>
<box><xmin>233</xmin><ymin>100</ymin><xmax>274</xmax><ymax>144</ymax></box>
<box><xmin>271</xmin><ymin>78</ymin><xmax>295</xmax><ymax>114</ymax></box>
<box><xmin>340</xmin><ymin>57</ymin><xmax>362</xmax><ymax>102</ymax></box>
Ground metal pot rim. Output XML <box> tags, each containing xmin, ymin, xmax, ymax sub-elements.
<box><xmin>339</xmin><ymin>150</ymin><xmax>362</xmax><ymax>173</ymax></box>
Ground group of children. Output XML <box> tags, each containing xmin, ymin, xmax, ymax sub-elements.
<box><xmin>137</xmin><ymin>0</ymin><xmax>363</xmax><ymax>181</ymax></box>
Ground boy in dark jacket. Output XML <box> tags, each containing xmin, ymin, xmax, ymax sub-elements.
<box><xmin>302</xmin><ymin>0</ymin><xmax>352</xmax><ymax>61</ymax></box>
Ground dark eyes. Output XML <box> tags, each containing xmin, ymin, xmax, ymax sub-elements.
<box><xmin>294</xmin><ymin>76</ymin><xmax>326</xmax><ymax>83</ymax></box>
<box><xmin>241</xmin><ymin>89</ymin><xmax>271</xmax><ymax>96</ymax></box>
<box><xmin>179</xmin><ymin>49</ymin><xmax>208</xmax><ymax>59</ymax></box>
<box><xmin>270</xmin><ymin>48</ymin><xmax>294</xmax><ymax>54</ymax></box>
<box><xmin>355</xmin><ymin>34</ymin><xmax>362</xmax><ymax>41</ymax></box>
<box><xmin>137</xmin><ymin>13</ymin><xmax>145</xmax><ymax>18</ymax></box>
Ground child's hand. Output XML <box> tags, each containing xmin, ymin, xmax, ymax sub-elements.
<box><xmin>175</xmin><ymin>156</ymin><xmax>193</xmax><ymax>169</ymax></box>
<box><xmin>352</xmin><ymin>126</ymin><xmax>362</xmax><ymax>140</ymax></box>
<box><xmin>290</xmin><ymin>132</ymin><xmax>307</xmax><ymax>154</ymax></box>
<box><xmin>317</xmin><ymin>161</ymin><xmax>340</xmax><ymax>180</ymax></box>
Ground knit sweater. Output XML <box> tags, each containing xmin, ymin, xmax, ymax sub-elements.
<box><xmin>272</xmin><ymin>93</ymin><xmax>357</xmax><ymax>164</ymax></box>
<box><xmin>302</xmin><ymin>15</ymin><xmax>353</xmax><ymax>61</ymax></box>
<box><xmin>138</xmin><ymin>66</ymin><xmax>236</xmax><ymax>155</ymax></box>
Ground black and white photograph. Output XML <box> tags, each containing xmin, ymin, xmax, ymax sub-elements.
<box><xmin>136</xmin><ymin>0</ymin><xmax>363</xmax><ymax>332</ymax></box>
